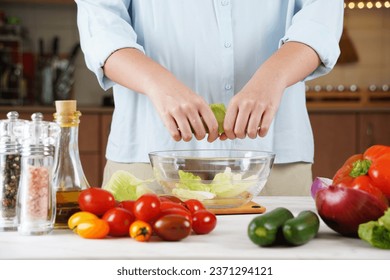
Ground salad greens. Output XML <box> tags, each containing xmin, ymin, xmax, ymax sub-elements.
<box><xmin>210</xmin><ymin>103</ymin><xmax>226</xmax><ymax>134</ymax></box>
<box><xmin>174</xmin><ymin>167</ymin><xmax>255</xmax><ymax>200</ymax></box>
<box><xmin>103</xmin><ymin>170</ymin><xmax>155</xmax><ymax>201</ymax></box>
<box><xmin>358</xmin><ymin>208</ymin><xmax>390</xmax><ymax>249</ymax></box>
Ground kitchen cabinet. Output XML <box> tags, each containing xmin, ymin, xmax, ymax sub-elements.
<box><xmin>309</xmin><ymin>109</ymin><xmax>390</xmax><ymax>179</ymax></box>
<box><xmin>309</xmin><ymin>112</ymin><xmax>358</xmax><ymax>179</ymax></box>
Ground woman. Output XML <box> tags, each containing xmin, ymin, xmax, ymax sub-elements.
<box><xmin>75</xmin><ymin>0</ymin><xmax>344</xmax><ymax>195</ymax></box>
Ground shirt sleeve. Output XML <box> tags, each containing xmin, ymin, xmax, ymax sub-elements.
<box><xmin>75</xmin><ymin>0</ymin><xmax>145</xmax><ymax>90</ymax></box>
<box><xmin>280</xmin><ymin>0</ymin><xmax>344</xmax><ymax>81</ymax></box>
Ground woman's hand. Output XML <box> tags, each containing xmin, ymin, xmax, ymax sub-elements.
<box><xmin>147</xmin><ymin>83</ymin><xmax>219</xmax><ymax>143</ymax></box>
<box><xmin>222</xmin><ymin>41</ymin><xmax>321</xmax><ymax>140</ymax></box>
<box><xmin>222</xmin><ymin>77</ymin><xmax>284</xmax><ymax>140</ymax></box>
<box><xmin>103</xmin><ymin>48</ymin><xmax>219</xmax><ymax>142</ymax></box>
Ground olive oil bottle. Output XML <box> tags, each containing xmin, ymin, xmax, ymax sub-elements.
<box><xmin>52</xmin><ymin>100</ymin><xmax>90</xmax><ymax>228</ymax></box>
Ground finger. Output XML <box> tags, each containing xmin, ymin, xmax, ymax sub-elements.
<box><xmin>189</xmin><ymin>114</ymin><xmax>207</xmax><ymax>140</ymax></box>
<box><xmin>223</xmin><ymin>104</ymin><xmax>238</xmax><ymax>140</ymax></box>
<box><xmin>173</xmin><ymin>113</ymin><xmax>193</xmax><ymax>142</ymax></box>
<box><xmin>165</xmin><ymin>115</ymin><xmax>182</xmax><ymax>142</ymax></box>
<box><xmin>198</xmin><ymin>106</ymin><xmax>219</xmax><ymax>142</ymax></box>
<box><xmin>233</xmin><ymin>107</ymin><xmax>251</xmax><ymax>139</ymax></box>
<box><xmin>219</xmin><ymin>133</ymin><xmax>228</xmax><ymax>141</ymax></box>
<box><xmin>246</xmin><ymin>109</ymin><xmax>263</xmax><ymax>139</ymax></box>
<box><xmin>257</xmin><ymin>109</ymin><xmax>275</xmax><ymax>138</ymax></box>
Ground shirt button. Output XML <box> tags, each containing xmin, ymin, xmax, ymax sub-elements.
<box><xmin>221</xmin><ymin>0</ymin><xmax>229</xmax><ymax>6</ymax></box>
<box><xmin>224</xmin><ymin>42</ymin><xmax>231</xmax><ymax>48</ymax></box>
<box><xmin>225</xmin><ymin>84</ymin><xmax>232</xmax><ymax>90</ymax></box>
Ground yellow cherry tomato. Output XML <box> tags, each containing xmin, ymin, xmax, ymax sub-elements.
<box><xmin>68</xmin><ymin>211</ymin><xmax>99</xmax><ymax>232</ymax></box>
<box><xmin>76</xmin><ymin>219</ymin><xmax>110</xmax><ymax>239</ymax></box>
<box><xmin>129</xmin><ymin>220</ymin><xmax>152</xmax><ymax>242</ymax></box>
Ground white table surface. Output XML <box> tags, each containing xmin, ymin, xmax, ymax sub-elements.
<box><xmin>0</xmin><ymin>196</ymin><xmax>389</xmax><ymax>260</ymax></box>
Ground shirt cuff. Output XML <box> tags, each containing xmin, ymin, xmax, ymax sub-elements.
<box><xmin>280</xmin><ymin>19</ymin><xmax>341</xmax><ymax>81</ymax></box>
<box><xmin>84</xmin><ymin>31</ymin><xmax>145</xmax><ymax>90</ymax></box>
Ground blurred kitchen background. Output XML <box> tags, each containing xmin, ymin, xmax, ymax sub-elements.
<box><xmin>0</xmin><ymin>1</ymin><xmax>389</xmax><ymax>106</ymax></box>
<box><xmin>0</xmin><ymin>0</ymin><xmax>389</xmax><ymax>186</ymax></box>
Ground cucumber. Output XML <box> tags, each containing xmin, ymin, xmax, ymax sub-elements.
<box><xmin>282</xmin><ymin>210</ymin><xmax>320</xmax><ymax>246</ymax></box>
<box><xmin>247</xmin><ymin>207</ymin><xmax>294</xmax><ymax>246</ymax></box>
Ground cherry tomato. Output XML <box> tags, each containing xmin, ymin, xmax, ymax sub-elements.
<box><xmin>117</xmin><ymin>200</ymin><xmax>136</xmax><ymax>214</ymax></box>
<box><xmin>159</xmin><ymin>195</ymin><xmax>185</xmax><ymax>206</ymax></box>
<box><xmin>192</xmin><ymin>209</ymin><xmax>217</xmax><ymax>234</ymax></box>
<box><xmin>154</xmin><ymin>214</ymin><xmax>192</xmax><ymax>241</ymax></box>
<box><xmin>76</xmin><ymin>219</ymin><xmax>110</xmax><ymax>239</ymax></box>
<box><xmin>102</xmin><ymin>207</ymin><xmax>135</xmax><ymax>237</ymax></box>
<box><xmin>160</xmin><ymin>201</ymin><xmax>191</xmax><ymax>214</ymax></box>
<box><xmin>133</xmin><ymin>193</ymin><xmax>161</xmax><ymax>222</ymax></box>
<box><xmin>184</xmin><ymin>199</ymin><xmax>205</xmax><ymax>214</ymax></box>
<box><xmin>68</xmin><ymin>211</ymin><xmax>99</xmax><ymax>232</ymax></box>
<box><xmin>78</xmin><ymin>187</ymin><xmax>116</xmax><ymax>216</ymax></box>
<box><xmin>158</xmin><ymin>208</ymin><xmax>192</xmax><ymax>224</ymax></box>
<box><xmin>129</xmin><ymin>220</ymin><xmax>152</xmax><ymax>242</ymax></box>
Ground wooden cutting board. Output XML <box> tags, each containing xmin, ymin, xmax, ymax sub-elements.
<box><xmin>209</xmin><ymin>201</ymin><xmax>266</xmax><ymax>215</ymax></box>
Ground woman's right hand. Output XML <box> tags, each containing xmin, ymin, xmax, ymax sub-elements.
<box><xmin>147</xmin><ymin>83</ymin><xmax>219</xmax><ymax>143</ymax></box>
<box><xmin>103</xmin><ymin>48</ymin><xmax>219</xmax><ymax>142</ymax></box>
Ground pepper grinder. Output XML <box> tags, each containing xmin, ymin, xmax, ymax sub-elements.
<box><xmin>0</xmin><ymin>112</ymin><xmax>27</xmax><ymax>231</ymax></box>
<box><xmin>16</xmin><ymin>113</ymin><xmax>60</xmax><ymax>235</ymax></box>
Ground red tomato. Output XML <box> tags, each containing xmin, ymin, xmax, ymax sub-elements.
<box><xmin>157</xmin><ymin>208</ymin><xmax>192</xmax><ymax>224</ymax></box>
<box><xmin>160</xmin><ymin>201</ymin><xmax>191</xmax><ymax>214</ymax></box>
<box><xmin>184</xmin><ymin>199</ymin><xmax>205</xmax><ymax>214</ymax></box>
<box><xmin>192</xmin><ymin>209</ymin><xmax>217</xmax><ymax>235</ymax></box>
<box><xmin>159</xmin><ymin>195</ymin><xmax>185</xmax><ymax>205</ymax></box>
<box><xmin>102</xmin><ymin>207</ymin><xmax>135</xmax><ymax>237</ymax></box>
<box><xmin>133</xmin><ymin>193</ymin><xmax>161</xmax><ymax>222</ymax></box>
<box><xmin>117</xmin><ymin>200</ymin><xmax>136</xmax><ymax>214</ymax></box>
<box><xmin>153</xmin><ymin>214</ymin><xmax>192</xmax><ymax>241</ymax></box>
<box><xmin>78</xmin><ymin>188</ymin><xmax>116</xmax><ymax>216</ymax></box>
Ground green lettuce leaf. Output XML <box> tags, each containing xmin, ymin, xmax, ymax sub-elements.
<box><xmin>378</xmin><ymin>208</ymin><xmax>390</xmax><ymax>231</ymax></box>
<box><xmin>210</xmin><ymin>103</ymin><xmax>226</xmax><ymax>134</ymax></box>
<box><xmin>211</xmin><ymin>167</ymin><xmax>252</xmax><ymax>198</ymax></box>
<box><xmin>358</xmin><ymin>208</ymin><xmax>390</xmax><ymax>249</ymax></box>
<box><xmin>176</xmin><ymin>168</ymin><xmax>253</xmax><ymax>199</ymax></box>
<box><xmin>358</xmin><ymin>220</ymin><xmax>390</xmax><ymax>249</ymax></box>
<box><xmin>172</xmin><ymin>188</ymin><xmax>216</xmax><ymax>201</ymax></box>
<box><xmin>177</xmin><ymin>170</ymin><xmax>212</xmax><ymax>192</ymax></box>
<box><xmin>103</xmin><ymin>170</ymin><xmax>155</xmax><ymax>201</ymax></box>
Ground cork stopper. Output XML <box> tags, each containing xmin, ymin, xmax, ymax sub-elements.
<box><xmin>55</xmin><ymin>100</ymin><xmax>77</xmax><ymax>114</ymax></box>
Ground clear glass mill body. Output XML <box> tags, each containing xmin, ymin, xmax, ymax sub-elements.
<box><xmin>17</xmin><ymin>112</ymin><xmax>60</xmax><ymax>235</ymax></box>
<box><xmin>0</xmin><ymin>112</ymin><xmax>26</xmax><ymax>231</ymax></box>
<box><xmin>52</xmin><ymin>103</ymin><xmax>90</xmax><ymax>229</ymax></box>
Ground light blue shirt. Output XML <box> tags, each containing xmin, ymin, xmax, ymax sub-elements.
<box><xmin>76</xmin><ymin>0</ymin><xmax>343</xmax><ymax>164</ymax></box>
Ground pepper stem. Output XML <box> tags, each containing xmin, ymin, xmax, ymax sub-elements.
<box><xmin>349</xmin><ymin>159</ymin><xmax>372</xmax><ymax>178</ymax></box>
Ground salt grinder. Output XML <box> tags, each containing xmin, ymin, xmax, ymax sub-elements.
<box><xmin>16</xmin><ymin>113</ymin><xmax>60</xmax><ymax>235</ymax></box>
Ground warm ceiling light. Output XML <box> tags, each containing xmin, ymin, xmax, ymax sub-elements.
<box><xmin>366</xmin><ymin>1</ymin><xmax>374</xmax><ymax>8</ymax></box>
<box><xmin>348</xmin><ymin>2</ymin><xmax>356</xmax><ymax>9</ymax></box>
<box><xmin>357</xmin><ymin>1</ymin><xmax>365</xmax><ymax>8</ymax></box>
<box><xmin>385</xmin><ymin>1</ymin><xmax>390</xmax><ymax>8</ymax></box>
<box><xmin>376</xmin><ymin>1</ymin><xmax>382</xmax><ymax>8</ymax></box>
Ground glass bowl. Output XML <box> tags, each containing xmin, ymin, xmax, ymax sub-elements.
<box><xmin>148</xmin><ymin>149</ymin><xmax>275</xmax><ymax>209</ymax></box>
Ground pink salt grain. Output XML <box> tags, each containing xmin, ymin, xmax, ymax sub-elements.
<box><xmin>26</xmin><ymin>166</ymin><xmax>50</xmax><ymax>219</ymax></box>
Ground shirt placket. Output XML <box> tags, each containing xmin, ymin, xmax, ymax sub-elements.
<box><xmin>217</xmin><ymin>0</ymin><xmax>234</xmax><ymax>104</ymax></box>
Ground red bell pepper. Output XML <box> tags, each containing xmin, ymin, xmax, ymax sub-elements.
<box><xmin>333</xmin><ymin>145</ymin><xmax>390</xmax><ymax>204</ymax></box>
